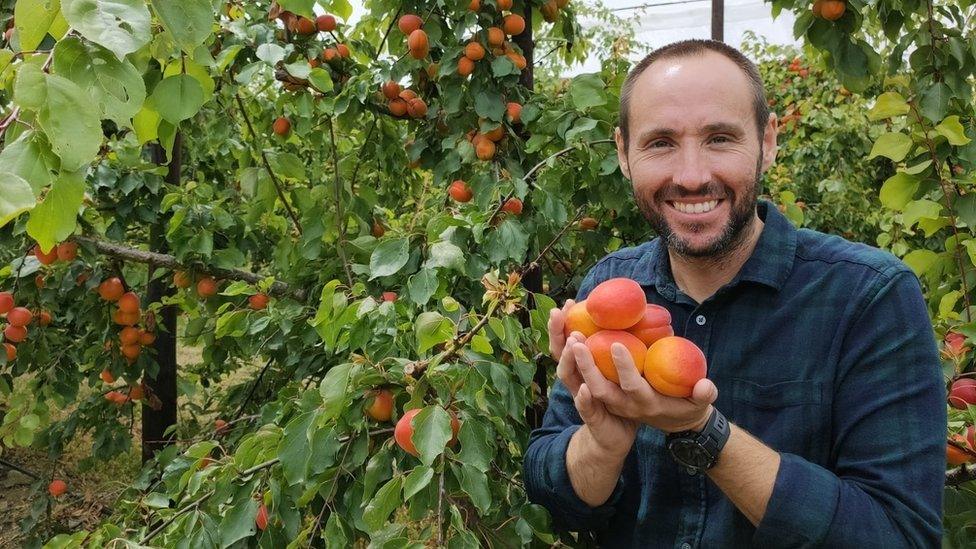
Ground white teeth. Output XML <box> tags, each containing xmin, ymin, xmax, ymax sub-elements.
<box><xmin>672</xmin><ymin>199</ymin><xmax>719</xmax><ymax>214</ymax></box>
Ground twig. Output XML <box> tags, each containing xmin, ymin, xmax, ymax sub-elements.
<box><xmin>0</xmin><ymin>457</ymin><xmax>40</xmax><ymax>479</ymax></box>
<box><xmin>140</xmin><ymin>490</ymin><xmax>213</xmax><ymax>543</ymax></box>
<box><xmin>232</xmin><ymin>93</ymin><xmax>303</xmax><ymax>236</ymax></box>
<box><xmin>326</xmin><ymin>116</ymin><xmax>354</xmax><ymax>287</ymax></box>
<box><xmin>236</xmin><ymin>358</ymin><xmax>274</xmax><ymax>418</ymax></box>
<box><xmin>436</xmin><ymin>453</ymin><xmax>446</xmax><ymax>546</ymax></box>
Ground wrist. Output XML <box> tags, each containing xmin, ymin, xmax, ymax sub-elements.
<box><xmin>579</xmin><ymin>424</ymin><xmax>632</xmax><ymax>462</ymax></box>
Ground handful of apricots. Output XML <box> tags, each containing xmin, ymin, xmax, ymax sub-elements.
<box><xmin>564</xmin><ymin>277</ymin><xmax>707</xmax><ymax>398</ymax></box>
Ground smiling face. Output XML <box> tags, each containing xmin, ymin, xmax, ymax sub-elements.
<box><xmin>615</xmin><ymin>51</ymin><xmax>778</xmax><ymax>260</ymax></box>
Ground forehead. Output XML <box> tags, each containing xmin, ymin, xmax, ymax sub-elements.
<box><xmin>629</xmin><ymin>51</ymin><xmax>755</xmax><ymax>134</ymax></box>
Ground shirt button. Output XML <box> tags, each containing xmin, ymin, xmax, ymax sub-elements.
<box><xmin>681</xmin><ymin>543</ymin><xmax>692</xmax><ymax>549</ymax></box>
<box><xmin>695</xmin><ymin>314</ymin><xmax>706</xmax><ymax>326</ymax></box>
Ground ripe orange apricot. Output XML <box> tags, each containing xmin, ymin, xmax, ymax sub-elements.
<box><xmin>506</xmin><ymin>102</ymin><xmax>522</xmax><ymax>123</ymax></box>
<box><xmin>215</xmin><ymin>419</ymin><xmax>229</xmax><ymax>434</ymax></box>
<box><xmin>382</xmin><ymin>292</ymin><xmax>397</xmax><ymax>302</ymax></box>
<box><xmin>948</xmin><ymin>434</ymin><xmax>973</xmax><ymax>465</ymax></box>
<box><xmin>465</xmin><ymin>42</ymin><xmax>486</xmax><ymax>61</ymax></box>
<box><xmin>820</xmin><ymin>0</ymin><xmax>845</xmax><ymax>20</ymax></box>
<box><xmin>497</xmin><ymin>0</ymin><xmax>513</xmax><ymax>9</ymax></box>
<box><xmin>372</xmin><ymin>221</ymin><xmax>386</xmax><ymax>238</ymax></box>
<box><xmin>294</xmin><ymin>16</ymin><xmax>316</xmax><ymax>35</ymax></box>
<box><xmin>4</xmin><ymin>342</ymin><xmax>15</xmax><ymax>362</ymax></box>
<box><xmin>105</xmin><ymin>390</ymin><xmax>128</xmax><ymax>405</ymax></box>
<box><xmin>540</xmin><ymin>0</ymin><xmax>559</xmax><ymax>22</ymax></box>
<box><xmin>48</xmin><ymin>479</ymin><xmax>67</xmax><ymax>498</ymax></box>
<box><xmin>506</xmin><ymin>51</ymin><xmax>526</xmax><ymax>70</ymax></box>
<box><xmin>487</xmin><ymin>27</ymin><xmax>505</xmax><ymax>47</ymax></box>
<box><xmin>322</xmin><ymin>48</ymin><xmax>338</xmax><ymax>62</ymax></box>
<box><xmin>950</xmin><ymin>378</ymin><xmax>976</xmax><ymax>409</ymax></box>
<box><xmin>502</xmin><ymin>197</ymin><xmax>523</xmax><ymax>215</ymax></box>
<box><xmin>503</xmin><ymin>14</ymin><xmax>525</xmax><ymax>35</ymax></box>
<box><xmin>113</xmin><ymin>309</ymin><xmax>140</xmax><ymax>326</ymax></box>
<box><xmin>449</xmin><ymin>180</ymin><xmax>473</xmax><ymax>202</ymax></box>
<box><xmin>644</xmin><ymin>336</ymin><xmax>707</xmax><ymax>398</ymax></box>
<box><xmin>138</xmin><ymin>329</ymin><xmax>156</xmax><ymax>346</ymax></box>
<box><xmin>129</xmin><ymin>384</ymin><xmax>144</xmax><ymax>401</ymax></box>
<box><xmin>398</xmin><ymin>14</ymin><xmax>423</xmax><ymax>34</ymax></box>
<box><xmin>458</xmin><ymin>56</ymin><xmax>475</xmax><ymax>76</ymax></box>
<box><xmin>7</xmin><ymin>307</ymin><xmax>32</xmax><ymax>327</ymax></box>
<box><xmin>272</xmin><ymin>116</ymin><xmax>291</xmax><ymax>136</ymax></box>
<box><xmin>4</xmin><ymin>325</ymin><xmax>26</xmax><ymax>343</ymax></box>
<box><xmin>336</xmin><ymin>44</ymin><xmax>350</xmax><ymax>58</ymax></box>
<box><xmin>57</xmin><ymin>242</ymin><xmax>78</xmax><ymax>262</ymax></box>
<box><xmin>34</xmin><ymin>274</ymin><xmax>45</xmax><ymax>289</ymax></box>
<box><xmin>382</xmin><ymin>81</ymin><xmax>401</xmax><ymax>100</ymax></box>
<box><xmin>579</xmin><ymin>217</ymin><xmax>598</xmax><ymax>230</ymax></box>
<box><xmin>256</xmin><ymin>503</ymin><xmax>269</xmax><ymax>531</ymax></box>
<box><xmin>120</xmin><ymin>326</ymin><xmax>140</xmax><ymax>345</ymax></box>
<box><xmin>407</xmin><ymin>97</ymin><xmax>428</xmax><ymax>118</ymax></box>
<box><xmin>408</xmin><ymin>29</ymin><xmax>428</xmax><ymax>52</ymax></box>
<box><xmin>197</xmin><ymin>277</ymin><xmax>218</xmax><ymax>298</ymax></box>
<box><xmin>563</xmin><ymin>300</ymin><xmax>600</xmax><ymax>339</ymax></box>
<box><xmin>585</xmin><ymin>330</ymin><xmax>647</xmax><ymax>384</ymax></box>
<box><xmin>395</xmin><ymin>408</ymin><xmax>423</xmax><ymax>456</ymax></box>
<box><xmin>399</xmin><ymin>89</ymin><xmax>418</xmax><ymax>102</ymax></box>
<box><xmin>37</xmin><ymin>310</ymin><xmax>52</xmax><ymax>327</ymax></box>
<box><xmin>0</xmin><ymin>291</ymin><xmax>13</xmax><ymax>314</ymax></box>
<box><xmin>173</xmin><ymin>271</ymin><xmax>191</xmax><ymax>289</ymax></box>
<box><xmin>475</xmin><ymin>138</ymin><xmax>496</xmax><ymax>160</ymax></box>
<box><xmin>585</xmin><ymin>278</ymin><xmax>646</xmax><ymax>330</ymax></box>
<box><xmin>484</xmin><ymin>125</ymin><xmax>504</xmax><ymax>142</ymax></box>
<box><xmin>100</xmin><ymin>368</ymin><xmax>115</xmax><ymax>383</ymax></box>
<box><xmin>249</xmin><ymin>293</ymin><xmax>270</xmax><ymax>310</ymax></box>
<box><xmin>389</xmin><ymin>98</ymin><xmax>408</xmax><ymax>117</ymax></box>
<box><xmin>409</xmin><ymin>43</ymin><xmax>429</xmax><ymax>59</ymax></box>
<box><xmin>627</xmin><ymin>304</ymin><xmax>673</xmax><ymax>346</ymax></box>
<box><xmin>316</xmin><ymin>14</ymin><xmax>336</xmax><ymax>32</ymax></box>
<box><xmin>118</xmin><ymin>291</ymin><xmax>140</xmax><ymax>313</ymax></box>
<box><xmin>469</xmin><ymin>0</ymin><xmax>480</xmax><ymax>11</ymax></box>
<box><xmin>121</xmin><ymin>344</ymin><xmax>141</xmax><ymax>362</ymax></box>
<box><xmin>366</xmin><ymin>389</ymin><xmax>394</xmax><ymax>422</ymax></box>
<box><xmin>33</xmin><ymin>244</ymin><xmax>57</xmax><ymax>265</ymax></box>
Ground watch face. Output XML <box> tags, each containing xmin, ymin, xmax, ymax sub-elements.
<box><xmin>670</xmin><ymin>439</ymin><xmax>711</xmax><ymax>469</ymax></box>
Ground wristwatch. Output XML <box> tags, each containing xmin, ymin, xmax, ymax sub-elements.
<box><xmin>666</xmin><ymin>407</ymin><xmax>730</xmax><ymax>474</ymax></box>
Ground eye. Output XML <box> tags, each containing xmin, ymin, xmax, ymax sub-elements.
<box><xmin>710</xmin><ymin>135</ymin><xmax>732</xmax><ymax>143</ymax></box>
<box><xmin>646</xmin><ymin>139</ymin><xmax>671</xmax><ymax>149</ymax></box>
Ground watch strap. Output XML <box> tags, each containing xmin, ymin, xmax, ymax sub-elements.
<box><xmin>666</xmin><ymin>407</ymin><xmax>731</xmax><ymax>472</ymax></box>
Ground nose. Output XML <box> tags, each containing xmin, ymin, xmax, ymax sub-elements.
<box><xmin>670</xmin><ymin>144</ymin><xmax>712</xmax><ymax>193</ymax></box>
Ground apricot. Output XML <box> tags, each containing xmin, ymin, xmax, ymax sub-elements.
<box><xmin>948</xmin><ymin>434</ymin><xmax>973</xmax><ymax>466</ymax></box>
<box><xmin>173</xmin><ymin>271</ymin><xmax>192</xmax><ymax>289</ymax></box>
<box><xmin>294</xmin><ymin>16</ymin><xmax>316</xmax><ymax>35</ymax></box>
<box><xmin>48</xmin><ymin>479</ymin><xmax>67</xmax><ymax>497</ymax></box>
<box><xmin>382</xmin><ymin>81</ymin><xmax>401</xmax><ymax>100</ymax></box>
<box><xmin>4</xmin><ymin>342</ymin><xmax>15</xmax><ymax>362</ymax></box>
<box><xmin>408</xmin><ymin>29</ymin><xmax>428</xmax><ymax>52</ymax></box>
<box><xmin>506</xmin><ymin>51</ymin><xmax>527</xmax><ymax>70</ymax></box>
<box><xmin>98</xmin><ymin>277</ymin><xmax>125</xmax><ymax>301</ymax></box>
<box><xmin>475</xmin><ymin>138</ymin><xmax>496</xmax><ymax>160</ymax></box>
<box><xmin>398</xmin><ymin>14</ymin><xmax>423</xmax><ymax>34</ymax></box>
<box><xmin>382</xmin><ymin>292</ymin><xmax>397</xmax><ymax>302</ymax></box>
<box><xmin>316</xmin><ymin>14</ymin><xmax>336</xmax><ymax>32</ymax></box>
<box><xmin>395</xmin><ymin>408</ymin><xmax>460</xmax><ymax>457</ymax></box>
<box><xmin>585</xmin><ymin>278</ymin><xmax>646</xmax><ymax>330</ymax></box>
<box><xmin>249</xmin><ymin>293</ymin><xmax>270</xmax><ymax>310</ymax></box>
<box><xmin>34</xmin><ymin>274</ymin><xmax>45</xmax><ymax>289</ymax></box>
<box><xmin>563</xmin><ymin>301</ymin><xmax>601</xmax><ymax>339</ymax></box>
<box><xmin>409</xmin><ymin>43</ymin><xmax>429</xmax><ymax>60</ymax></box>
<box><xmin>399</xmin><ymin>89</ymin><xmax>418</xmax><ymax>102</ymax></box>
<box><xmin>129</xmin><ymin>384</ymin><xmax>144</xmax><ymax>401</ymax></box>
<box><xmin>37</xmin><ymin>310</ymin><xmax>52</xmax><ymax>326</ymax></box>
<box><xmin>366</xmin><ymin>389</ymin><xmax>394</xmax><ymax>422</ymax></box>
<box><xmin>4</xmin><ymin>325</ymin><xmax>26</xmax><ymax>343</ymax></box>
<box><xmin>458</xmin><ymin>56</ymin><xmax>475</xmax><ymax>77</ymax></box>
<box><xmin>484</xmin><ymin>125</ymin><xmax>504</xmax><ymax>142</ymax></box>
<box><xmin>502</xmin><ymin>197</ymin><xmax>523</xmax><ymax>215</ymax></box>
<box><xmin>256</xmin><ymin>504</ymin><xmax>269</xmax><ymax>531</ymax></box>
<box><xmin>138</xmin><ymin>329</ymin><xmax>156</xmax><ymax>346</ymax></box>
<box><xmin>407</xmin><ymin>97</ymin><xmax>428</xmax><ymax>118</ymax></box>
<box><xmin>336</xmin><ymin>44</ymin><xmax>350</xmax><ymax>58</ymax></box>
<box><xmin>540</xmin><ymin>0</ymin><xmax>559</xmax><ymax>22</ymax></box>
<box><xmin>487</xmin><ymin>27</ymin><xmax>505</xmax><ymax>47</ymax></box>
<box><xmin>0</xmin><ymin>291</ymin><xmax>13</xmax><ymax>314</ymax></box>
<box><xmin>100</xmin><ymin>368</ymin><xmax>115</xmax><ymax>383</ymax></box>
<box><xmin>57</xmin><ymin>242</ymin><xmax>78</xmax><ymax>262</ymax></box>
<box><xmin>121</xmin><ymin>344</ymin><xmax>141</xmax><ymax>361</ymax></box>
<box><xmin>33</xmin><ymin>244</ymin><xmax>57</xmax><ymax>265</ymax></box>
<box><xmin>215</xmin><ymin>419</ymin><xmax>228</xmax><ymax>434</ymax></box>
<box><xmin>272</xmin><ymin>116</ymin><xmax>291</xmax><ymax>136</ymax></box>
<box><xmin>372</xmin><ymin>221</ymin><xmax>386</xmax><ymax>238</ymax></box>
<box><xmin>449</xmin><ymin>180</ymin><xmax>473</xmax><ymax>202</ymax></box>
<box><xmin>113</xmin><ymin>309</ymin><xmax>139</xmax><ymax>326</ymax></box>
<box><xmin>465</xmin><ymin>42</ymin><xmax>485</xmax><ymax>61</ymax></box>
<box><xmin>119</xmin><ymin>326</ymin><xmax>140</xmax><ymax>345</ymax></box>
<box><xmin>579</xmin><ymin>217</ymin><xmax>598</xmax><ymax>230</ymax></box>
<box><xmin>585</xmin><ymin>330</ymin><xmax>647</xmax><ymax>384</ymax></box>
<box><xmin>949</xmin><ymin>378</ymin><xmax>976</xmax><ymax>409</ymax></box>
<box><xmin>322</xmin><ymin>48</ymin><xmax>338</xmax><ymax>62</ymax></box>
<box><xmin>468</xmin><ymin>0</ymin><xmax>480</xmax><ymax>11</ymax></box>
<box><xmin>627</xmin><ymin>304</ymin><xmax>674</xmax><ymax>346</ymax></box>
<box><xmin>820</xmin><ymin>0</ymin><xmax>845</xmax><ymax>20</ymax></box>
<box><xmin>197</xmin><ymin>277</ymin><xmax>218</xmax><ymax>298</ymax></box>
<box><xmin>389</xmin><ymin>98</ymin><xmax>408</xmax><ymax>117</ymax></box>
<box><xmin>7</xmin><ymin>307</ymin><xmax>32</xmax><ymax>327</ymax></box>
<box><xmin>105</xmin><ymin>390</ymin><xmax>128</xmax><ymax>405</ymax></box>
<box><xmin>644</xmin><ymin>336</ymin><xmax>707</xmax><ymax>398</ymax></box>
<box><xmin>118</xmin><ymin>291</ymin><xmax>140</xmax><ymax>313</ymax></box>
<box><xmin>497</xmin><ymin>0</ymin><xmax>513</xmax><ymax>8</ymax></box>
<box><xmin>502</xmin><ymin>14</ymin><xmax>525</xmax><ymax>35</ymax></box>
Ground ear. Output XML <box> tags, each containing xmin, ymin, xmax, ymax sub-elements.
<box><xmin>760</xmin><ymin>113</ymin><xmax>778</xmax><ymax>173</ymax></box>
<box><xmin>615</xmin><ymin>127</ymin><xmax>631</xmax><ymax>180</ymax></box>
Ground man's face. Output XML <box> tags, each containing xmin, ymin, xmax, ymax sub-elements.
<box><xmin>615</xmin><ymin>51</ymin><xmax>778</xmax><ymax>260</ymax></box>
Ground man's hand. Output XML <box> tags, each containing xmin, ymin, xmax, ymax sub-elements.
<box><xmin>549</xmin><ymin>302</ymin><xmax>638</xmax><ymax>456</ymax></box>
<box><xmin>571</xmin><ymin>340</ymin><xmax>718</xmax><ymax>434</ymax></box>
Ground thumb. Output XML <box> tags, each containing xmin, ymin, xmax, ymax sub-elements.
<box><xmin>575</xmin><ymin>383</ymin><xmax>603</xmax><ymax>424</ymax></box>
<box><xmin>689</xmin><ymin>378</ymin><xmax>718</xmax><ymax>406</ymax></box>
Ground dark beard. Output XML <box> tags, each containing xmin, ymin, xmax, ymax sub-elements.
<box><xmin>634</xmin><ymin>147</ymin><xmax>763</xmax><ymax>263</ymax></box>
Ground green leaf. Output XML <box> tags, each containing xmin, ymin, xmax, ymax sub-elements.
<box><xmin>939</xmin><ymin>290</ymin><xmax>961</xmax><ymax>319</ymax></box>
<box><xmin>407</xmin><ymin>268</ymin><xmax>438</xmax><ymax>306</ymax></box>
<box><xmin>363</xmin><ymin>446</ymin><xmax>393</xmax><ymax>501</ymax></box>
<box><xmin>278</xmin><ymin>0</ymin><xmax>315</xmax><ymax>17</ymax></box>
<box><xmin>919</xmin><ymin>82</ymin><xmax>950</xmax><ymax>123</ymax></box>
<box><xmin>132</xmin><ymin>105</ymin><xmax>160</xmax><ymax>144</ymax></box>
<box><xmin>402</xmin><ymin>465</ymin><xmax>433</xmax><ymax>501</ymax></box>
<box><xmin>935</xmin><ymin>115</ymin><xmax>971</xmax><ymax>146</ymax></box>
<box><xmin>14</xmin><ymin>64</ymin><xmax>47</xmax><ymax>110</ymax></box>
<box><xmin>0</xmin><ymin>130</ymin><xmax>59</xmax><ymax>193</ymax></box>
<box><xmin>902</xmin><ymin>199</ymin><xmax>942</xmax><ymax>228</ymax></box>
<box><xmin>53</xmin><ymin>37</ymin><xmax>147</xmax><ymax>125</ymax></box>
<box><xmin>215</xmin><ymin>309</ymin><xmax>249</xmax><ymax>338</ymax></box>
<box><xmin>60</xmin><ymin>0</ymin><xmax>151</xmax><ymax>59</ymax></box>
<box><xmin>25</xmin><ymin>170</ymin><xmax>84</xmax><ymax>252</ymax></box>
<box><xmin>415</xmin><ymin>311</ymin><xmax>453</xmax><ymax>354</ymax></box>
<box><xmin>868</xmin><ymin>132</ymin><xmax>913</xmax><ymax>162</ymax></box>
<box><xmin>268</xmin><ymin>152</ymin><xmax>306</xmax><ymax>180</ymax></box>
<box><xmin>329</xmin><ymin>0</ymin><xmax>353</xmax><ymax>20</ymax></box>
<box><xmin>484</xmin><ymin>219</ymin><xmax>528</xmax><ymax>263</ymax></box>
<box><xmin>413</xmin><ymin>406</ymin><xmax>452</xmax><ymax>466</ymax></box>
<box><xmin>369</xmin><ymin>237</ymin><xmax>409</xmax><ymax>280</ymax></box>
<box><xmin>458</xmin><ymin>464</ymin><xmax>491</xmax><ymax>514</ymax></box>
<box><xmin>277</xmin><ymin>411</ymin><xmax>315</xmax><ymax>486</ymax></box>
<box><xmin>218</xmin><ymin>492</ymin><xmax>258</xmax><ymax>547</ymax></box>
<box><xmin>38</xmin><ymin>74</ymin><xmax>102</xmax><ymax>170</ymax></box>
<box><xmin>150</xmin><ymin>75</ymin><xmax>205</xmax><ymax>123</ymax></box>
<box><xmin>308</xmin><ymin>68</ymin><xmax>334</xmax><ymax>93</ymax></box>
<box><xmin>569</xmin><ymin>73</ymin><xmax>607</xmax><ymax>109</ymax></box>
<box><xmin>361</xmin><ymin>477</ymin><xmax>402</xmax><ymax>533</ymax></box>
<box><xmin>256</xmin><ymin>43</ymin><xmax>285</xmax><ymax>65</ymax></box>
<box><xmin>878</xmin><ymin>172</ymin><xmax>919</xmax><ymax>210</ymax></box>
<box><xmin>15</xmin><ymin>0</ymin><xmax>62</xmax><ymax>51</ymax></box>
<box><xmin>149</xmin><ymin>0</ymin><xmax>213</xmax><ymax>52</ymax></box>
<box><xmin>319</xmin><ymin>363</ymin><xmax>353</xmax><ymax>421</ymax></box>
<box><xmin>424</xmin><ymin>241</ymin><xmax>465</xmax><ymax>272</ymax></box>
<box><xmin>902</xmin><ymin>249</ymin><xmax>939</xmax><ymax>276</ymax></box>
<box><xmin>956</xmin><ymin>194</ymin><xmax>976</xmax><ymax>229</ymax></box>
<box><xmin>867</xmin><ymin>91</ymin><xmax>910</xmax><ymax>121</ymax></box>
<box><xmin>457</xmin><ymin>418</ymin><xmax>493</xmax><ymax>473</ymax></box>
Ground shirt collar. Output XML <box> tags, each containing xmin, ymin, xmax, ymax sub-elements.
<box><xmin>637</xmin><ymin>199</ymin><xmax>796</xmax><ymax>300</ymax></box>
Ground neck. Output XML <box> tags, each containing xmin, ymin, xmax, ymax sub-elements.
<box><xmin>668</xmin><ymin>213</ymin><xmax>764</xmax><ymax>304</ymax></box>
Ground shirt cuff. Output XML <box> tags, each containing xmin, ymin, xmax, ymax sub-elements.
<box><xmin>535</xmin><ymin>424</ymin><xmax>627</xmax><ymax>529</ymax></box>
<box><xmin>752</xmin><ymin>452</ymin><xmax>840</xmax><ymax>547</ymax></box>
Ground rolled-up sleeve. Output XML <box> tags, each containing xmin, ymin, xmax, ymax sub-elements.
<box><xmin>753</xmin><ymin>268</ymin><xmax>945</xmax><ymax>547</ymax></box>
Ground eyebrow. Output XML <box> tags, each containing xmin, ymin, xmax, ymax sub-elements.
<box><xmin>636</xmin><ymin>122</ymin><xmax>745</xmax><ymax>143</ymax></box>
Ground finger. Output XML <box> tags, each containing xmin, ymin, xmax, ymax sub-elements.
<box><xmin>548</xmin><ymin>308</ymin><xmax>566</xmax><ymax>358</ymax></box>
<box><xmin>689</xmin><ymin>378</ymin><xmax>718</xmax><ymax>406</ymax></box>
<box><xmin>574</xmin><ymin>383</ymin><xmax>605</xmax><ymax>425</ymax></box>
<box><xmin>612</xmin><ymin>342</ymin><xmax>650</xmax><ymax>395</ymax></box>
<box><xmin>556</xmin><ymin>334</ymin><xmax>583</xmax><ymax>396</ymax></box>
<box><xmin>572</xmin><ymin>341</ymin><xmax>625</xmax><ymax>406</ymax></box>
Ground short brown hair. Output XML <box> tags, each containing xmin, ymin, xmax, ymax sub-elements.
<box><xmin>618</xmin><ymin>39</ymin><xmax>770</xmax><ymax>148</ymax></box>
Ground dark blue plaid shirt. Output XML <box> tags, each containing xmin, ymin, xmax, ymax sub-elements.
<box><xmin>524</xmin><ymin>200</ymin><xmax>945</xmax><ymax>547</ymax></box>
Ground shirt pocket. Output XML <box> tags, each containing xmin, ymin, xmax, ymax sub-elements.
<box><xmin>730</xmin><ymin>378</ymin><xmax>825</xmax><ymax>457</ymax></box>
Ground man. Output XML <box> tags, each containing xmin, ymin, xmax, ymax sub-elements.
<box><xmin>523</xmin><ymin>39</ymin><xmax>945</xmax><ymax>547</ymax></box>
